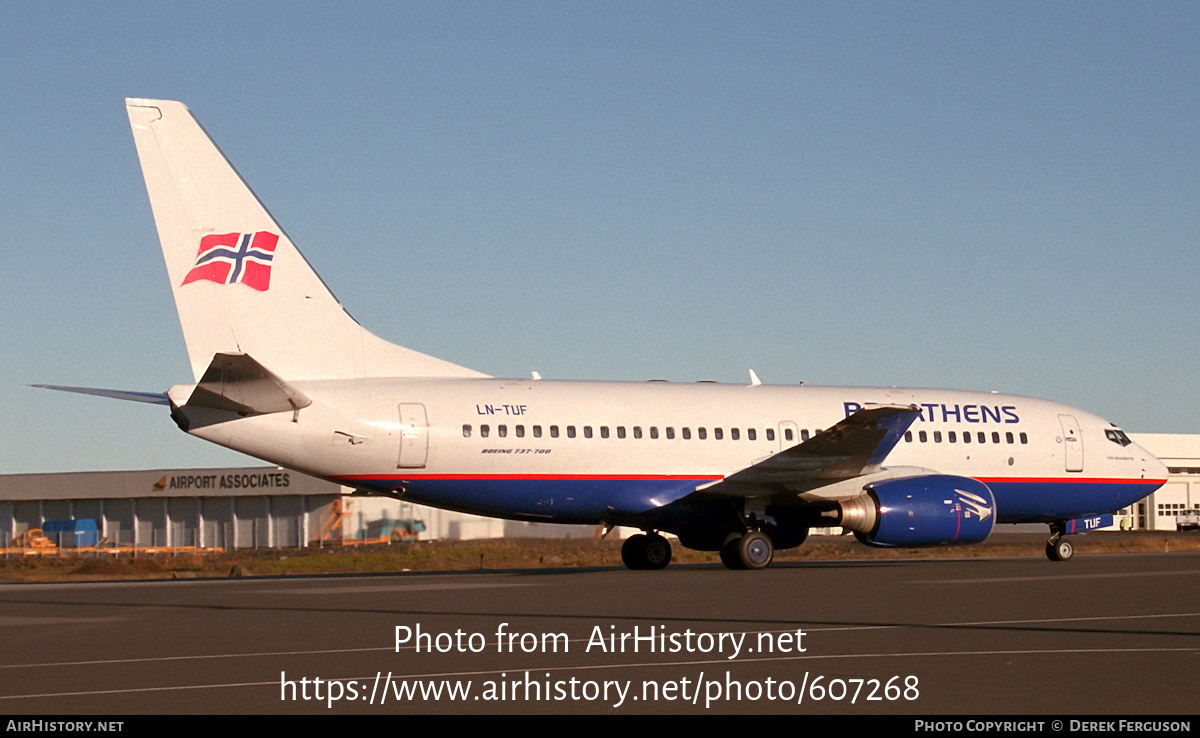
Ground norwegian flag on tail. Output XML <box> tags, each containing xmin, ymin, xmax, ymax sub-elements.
<box><xmin>181</xmin><ymin>231</ymin><xmax>279</xmax><ymax>291</ymax></box>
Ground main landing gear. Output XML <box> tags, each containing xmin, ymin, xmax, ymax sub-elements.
<box><xmin>620</xmin><ymin>529</ymin><xmax>778</xmax><ymax>570</ymax></box>
<box><xmin>1045</xmin><ymin>522</ymin><xmax>1074</xmax><ymax>562</ymax></box>
<box><xmin>719</xmin><ymin>531</ymin><xmax>774</xmax><ymax>570</ymax></box>
<box><xmin>621</xmin><ymin>532</ymin><xmax>672</xmax><ymax>570</ymax></box>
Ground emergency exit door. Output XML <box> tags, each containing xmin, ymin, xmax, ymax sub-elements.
<box><xmin>398</xmin><ymin>403</ymin><xmax>429</xmax><ymax>468</ymax></box>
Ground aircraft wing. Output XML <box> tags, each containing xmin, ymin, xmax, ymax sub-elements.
<box><xmin>698</xmin><ymin>404</ymin><xmax>921</xmax><ymax>496</ymax></box>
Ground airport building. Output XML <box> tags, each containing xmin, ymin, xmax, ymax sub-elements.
<box><xmin>1</xmin><ymin>434</ymin><xmax>1197</xmax><ymax>550</ymax></box>
<box><xmin>0</xmin><ymin>466</ymin><xmax>593</xmax><ymax>551</ymax></box>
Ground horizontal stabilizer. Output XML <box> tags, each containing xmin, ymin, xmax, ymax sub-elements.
<box><xmin>31</xmin><ymin>385</ymin><xmax>170</xmax><ymax>405</ymax></box>
<box><xmin>182</xmin><ymin>353</ymin><xmax>311</xmax><ymax>416</ymax></box>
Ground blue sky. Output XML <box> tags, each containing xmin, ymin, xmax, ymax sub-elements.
<box><xmin>2</xmin><ymin>2</ymin><xmax>1197</xmax><ymax>473</ymax></box>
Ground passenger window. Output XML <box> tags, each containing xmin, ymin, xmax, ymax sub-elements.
<box><xmin>650</xmin><ymin>427</ymin><xmax>659</xmax><ymax>439</ymax></box>
<box><xmin>933</xmin><ymin>431</ymin><xmax>942</xmax><ymax>443</ymax></box>
<box><xmin>584</xmin><ymin>426</ymin><xmax>593</xmax><ymax>439</ymax></box>
<box><xmin>747</xmin><ymin>428</ymin><xmax>756</xmax><ymax>441</ymax></box>
<box><xmin>633</xmin><ymin>426</ymin><xmax>642</xmax><ymax>439</ymax></box>
<box><xmin>666</xmin><ymin>427</ymin><xmax>675</xmax><ymax>440</ymax></box>
<box><xmin>533</xmin><ymin>425</ymin><xmax>542</xmax><ymax>438</ymax></box>
<box><xmin>731</xmin><ymin>428</ymin><xmax>739</xmax><ymax>441</ymax></box>
<box><xmin>600</xmin><ymin>426</ymin><xmax>609</xmax><ymax>439</ymax></box>
<box><xmin>977</xmin><ymin>432</ymin><xmax>986</xmax><ymax>443</ymax></box>
<box><xmin>481</xmin><ymin>425</ymin><xmax>490</xmax><ymax>438</ymax></box>
<box><xmin>948</xmin><ymin>431</ymin><xmax>956</xmax><ymax>443</ymax></box>
<box><xmin>463</xmin><ymin>424</ymin><xmax>472</xmax><ymax>438</ymax></box>
<box><xmin>992</xmin><ymin>432</ymin><xmax>1000</xmax><ymax>444</ymax></box>
<box><xmin>919</xmin><ymin>431</ymin><xmax>928</xmax><ymax>443</ymax></box>
<box><xmin>682</xmin><ymin>428</ymin><xmax>691</xmax><ymax>440</ymax></box>
<box><xmin>498</xmin><ymin>425</ymin><xmax>507</xmax><ymax>438</ymax></box>
<box><xmin>617</xmin><ymin>426</ymin><xmax>626</xmax><ymax>439</ymax></box>
<box><xmin>905</xmin><ymin>431</ymin><xmax>912</xmax><ymax>442</ymax></box>
<box><xmin>963</xmin><ymin>431</ymin><xmax>971</xmax><ymax>444</ymax></box>
<box><xmin>1020</xmin><ymin>432</ymin><xmax>1028</xmax><ymax>444</ymax></box>
<box><xmin>801</xmin><ymin>429</ymin><xmax>810</xmax><ymax>441</ymax></box>
<box><xmin>714</xmin><ymin>428</ymin><xmax>723</xmax><ymax>440</ymax></box>
<box><xmin>515</xmin><ymin>425</ymin><xmax>525</xmax><ymax>438</ymax></box>
<box><xmin>697</xmin><ymin>428</ymin><xmax>706</xmax><ymax>440</ymax></box>
<box><xmin>550</xmin><ymin>425</ymin><xmax>559</xmax><ymax>438</ymax></box>
<box><xmin>766</xmin><ymin>429</ymin><xmax>775</xmax><ymax>442</ymax></box>
<box><xmin>1006</xmin><ymin>432</ymin><xmax>1014</xmax><ymax>444</ymax></box>
<box><xmin>567</xmin><ymin>426</ymin><xmax>576</xmax><ymax>438</ymax></box>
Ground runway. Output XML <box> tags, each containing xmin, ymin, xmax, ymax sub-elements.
<box><xmin>0</xmin><ymin>552</ymin><xmax>1198</xmax><ymax>714</ymax></box>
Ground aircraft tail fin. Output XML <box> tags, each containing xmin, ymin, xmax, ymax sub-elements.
<box><xmin>125</xmin><ymin>99</ymin><xmax>487</xmax><ymax>382</ymax></box>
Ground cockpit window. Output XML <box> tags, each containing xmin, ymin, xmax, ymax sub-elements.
<box><xmin>1106</xmin><ymin>428</ymin><xmax>1132</xmax><ymax>447</ymax></box>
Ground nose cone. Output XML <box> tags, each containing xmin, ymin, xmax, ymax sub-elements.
<box><xmin>1142</xmin><ymin>447</ymin><xmax>1170</xmax><ymax>484</ymax></box>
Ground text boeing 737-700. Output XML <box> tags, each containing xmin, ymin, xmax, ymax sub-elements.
<box><xmin>37</xmin><ymin>99</ymin><xmax>1168</xmax><ymax>570</ymax></box>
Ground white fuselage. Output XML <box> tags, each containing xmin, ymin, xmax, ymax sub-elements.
<box><xmin>179</xmin><ymin>378</ymin><xmax>1167</xmax><ymax>528</ymax></box>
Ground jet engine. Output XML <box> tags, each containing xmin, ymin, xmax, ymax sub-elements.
<box><xmin>834</xmin><ymin>474</ymin><xmax>995</xmax><ymax>547</ymax></box>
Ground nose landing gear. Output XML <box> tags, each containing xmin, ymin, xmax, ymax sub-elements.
<box><xmin>1046</xmin><ymin>522</ymin><xmax>1074</xmax><ymax>561</ymax></box>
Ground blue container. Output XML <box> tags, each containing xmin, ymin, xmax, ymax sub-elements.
<box><xmin>41</xmin><ymin>519</ymin><xmax>99</xmax><ymax>548</ymax></box>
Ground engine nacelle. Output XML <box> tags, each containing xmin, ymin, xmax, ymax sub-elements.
<box><xmin>836</xmin><ymin>474</ymin><xmax>995</xmax><ymax>547</ymax></box>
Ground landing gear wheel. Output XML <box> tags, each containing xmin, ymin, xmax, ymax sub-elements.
<box><xmin>642</xmin><ymin>534</ymin><xmax>672</xmax><ymax>570</ymax></box>
<box><xmin>622</xmin><ymin>533</ymin><xmax>672</xmax><ymax>570</ymax></box>
<box><xmin>719</xmin><ymin>536</ymin><xmax>744</xmax><ymax>570</ymax></box>
<box><xmin>737</xmin><ymin>531</ymin><xmax>774</xmax><ymax>570</ymax></box>
<box><xmin>1046</xmin><ymin>537</ymin><xmax>1074</xmax><ymax>562</ymax></box>
<box><xmin>621</xmin><ymin>534</ymin><xmax>647</xmax><ymax>569</ymax></box>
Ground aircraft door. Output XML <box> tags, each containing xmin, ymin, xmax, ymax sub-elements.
<box><xmin>1058</xmin><ymin>414</ymin><xmax>1084</xmax><ymax>472</ymax></box>
<box><xmin>398</xmin><ymin>403</ymin><xmax>429</xmax><ymax>469</ymax></box>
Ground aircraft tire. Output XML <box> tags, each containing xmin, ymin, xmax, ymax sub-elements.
<box><xmin>621</xmin><ymin>534</ymin><xmax>649</xmax><ymax>570</ymax></box>
<box><xmin>737</xmin><ymin>531</ymin><xmax>774</xmax><ymax>570</ymax></box>
<box><xmin>719</xmin><ymin>538</ymin><xmax>744</xmax><ymax>570</ymax></box>
<box><xmin>1046</xmin><ymin>538</ymin><xmax>1074</xmax><ymax>562</ymax></box>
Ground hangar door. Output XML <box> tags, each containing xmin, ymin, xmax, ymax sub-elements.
<box><xmin>398</xmin><ymin>403</ymin><xmax>429</xmax><ymax>469</ymax></box>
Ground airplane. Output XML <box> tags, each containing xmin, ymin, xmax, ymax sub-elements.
<box><xmin>37</xmin><ymin>99</ymin><xmax>1169</xmax><ymax>570</ymax></box>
